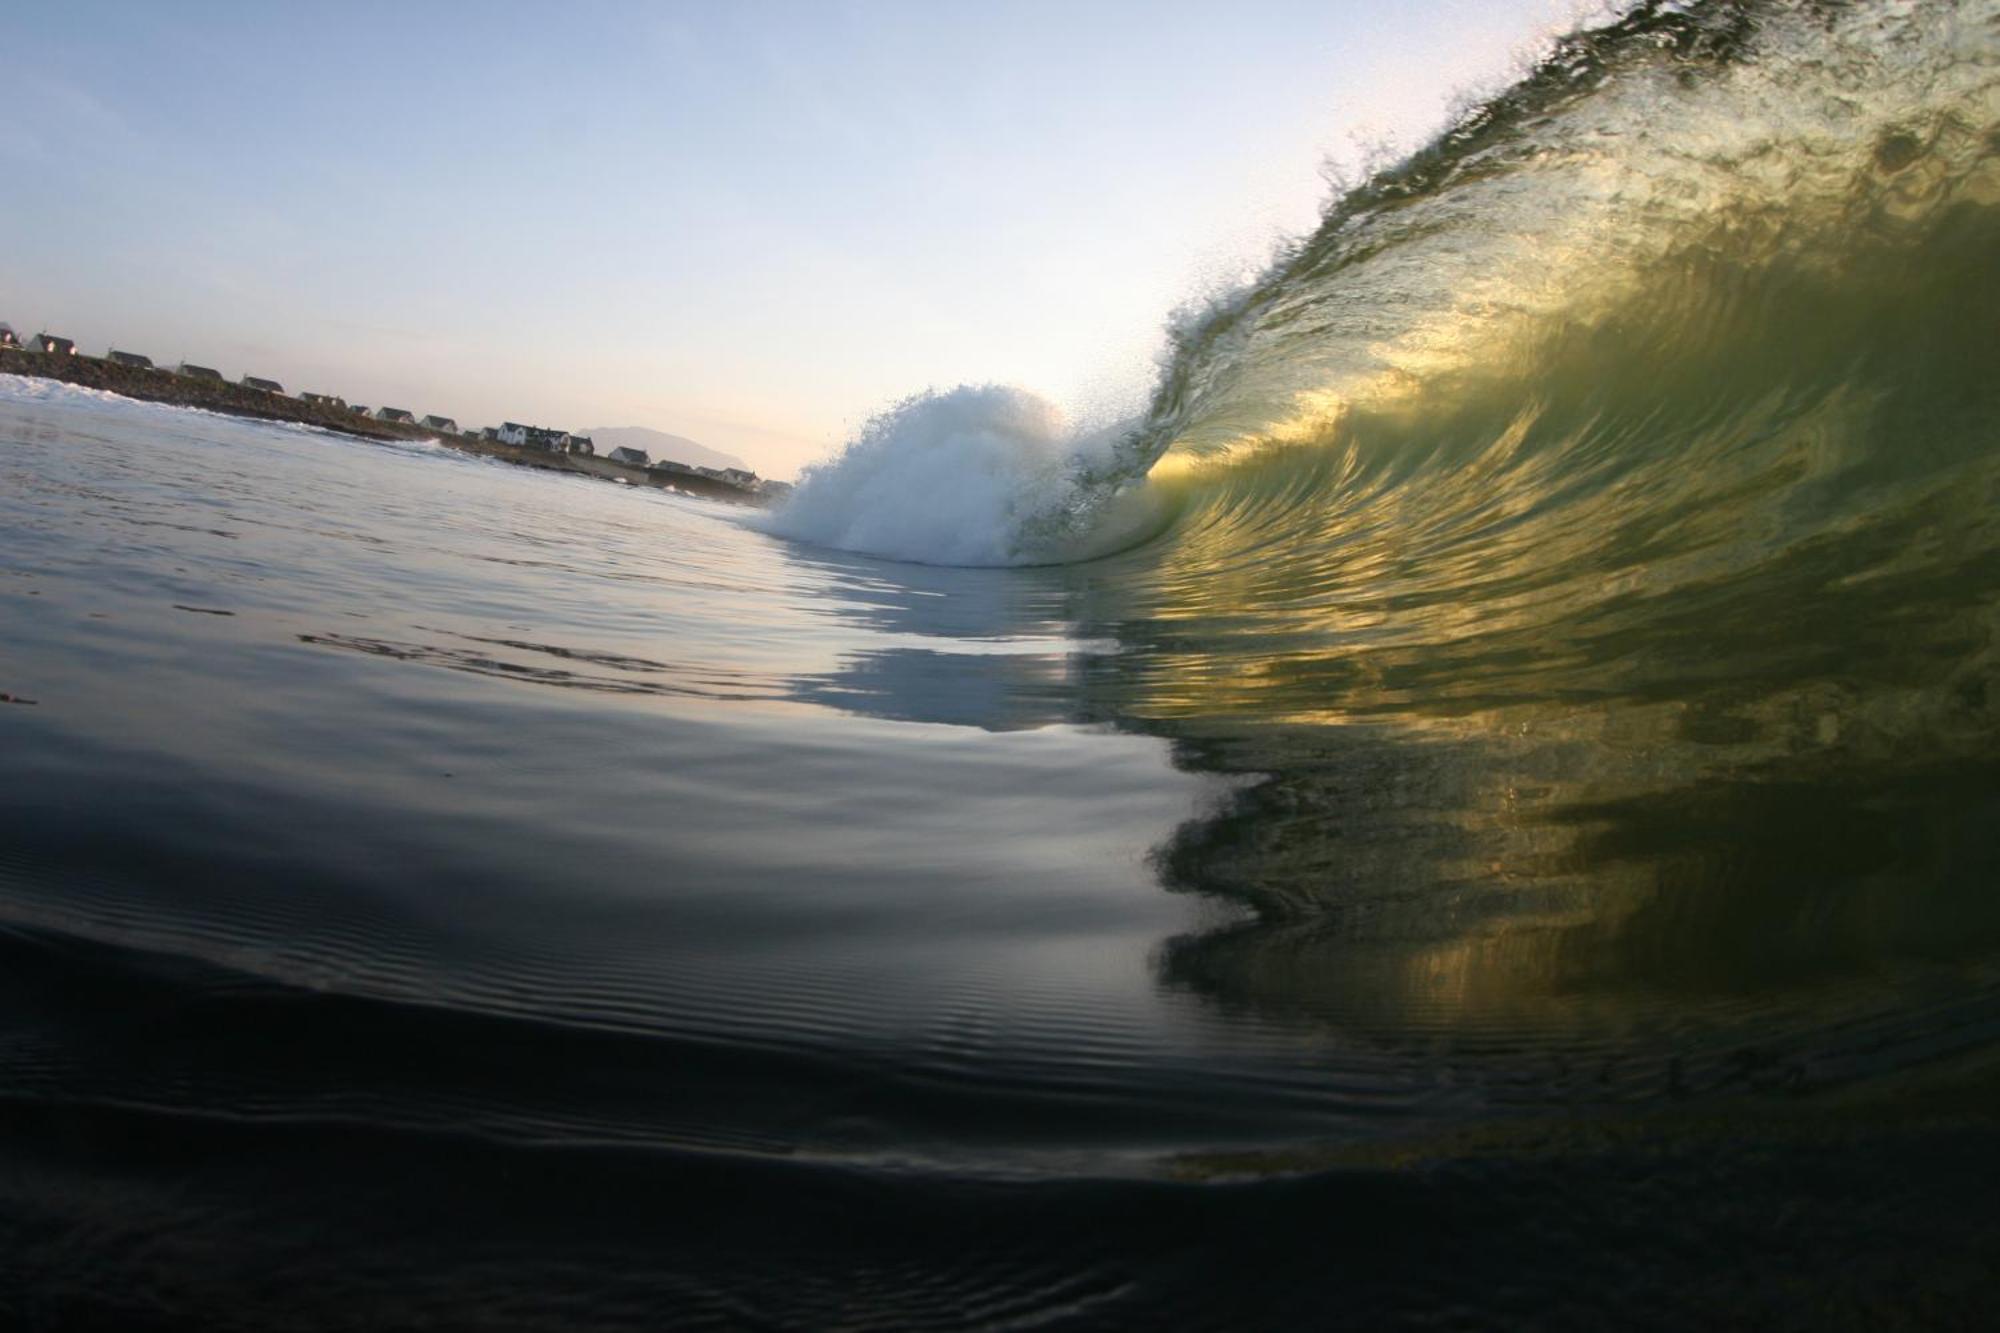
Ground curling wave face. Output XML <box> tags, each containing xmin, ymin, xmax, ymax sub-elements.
<box><xmin>777</xmin><ymin>0</ymin><xmax>2000</xmax><ymax>584</ymax></box>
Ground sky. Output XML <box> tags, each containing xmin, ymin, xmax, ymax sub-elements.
<box><xmin>1</xmin><ymin>0</ymin><xmax>1585</xmax><ymax>478</ymax></box>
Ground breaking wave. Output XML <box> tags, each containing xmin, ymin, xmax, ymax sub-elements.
<box><xmin>769</xmin><ymin>0</ymin><xmax>2000</xmax><ymax>597</ymax></box>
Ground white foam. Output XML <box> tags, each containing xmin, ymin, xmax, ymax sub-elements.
<box><xmin>759</xmin><ymin>384</ymin><xmax>1128</xmax><ymax>567</ymax></box>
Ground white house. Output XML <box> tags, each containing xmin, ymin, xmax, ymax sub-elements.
<box><xmin>32</xmin><ymin>334</ymin><xmax>79</xmax><ymax>356</ymax></box>
<box><xmin>497</xmin><ymin>423</ymin><xmax>564</xmax><ymax>450</ymax></box>
<box><xmin>718</xmin><ymin>468</ymin><xmax>759</xmax><ymax>487</ymax></box>
<box><xmin>242</xmin><ymin>375</ymin><xmax>284</xmax><ymax>394</ymax></box>
<box><xmin>420</xmin><ymin>414</ymin><xmax>459</xmax><ymax>433</ymax></box>
<box><xmin>0</xmin><ymin>324</ymin><xmax>18</xmax><ymax>349</ymax></box>
<box><xmin>106</xmin><ymin>350</ymin><xmax>155</xmax><ymax>369</ymax></box>
<box><xmin>372</xmin><ymin>407</ymin><xmax>416</xmax><ymax>424</ymax></box>
<box><xmin>176</xmin><ymin>362</ymin><xmax>223</xmax><ymax>381</ymax></box>
<box><xmin>607</xmin><ymin>446</ymin><xmax>649</xmax><ymax>466</ymax></box>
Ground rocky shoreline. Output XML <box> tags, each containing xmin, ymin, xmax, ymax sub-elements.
<box><xmin>0</xmin><ymin>348</ymin><xmax>766</xmax><ymax>505</ymax></box>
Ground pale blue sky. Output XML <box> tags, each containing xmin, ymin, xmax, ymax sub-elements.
<box><xmin>2</xmin><ymin>1</ymin><xmax>1577</xmax><ymax>476</ymax></box>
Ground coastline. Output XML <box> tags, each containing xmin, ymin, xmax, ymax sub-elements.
<box><xmin>0</xmin><ymin>348</ymin><xmax>766</xmax><ymax>506</ymax></box>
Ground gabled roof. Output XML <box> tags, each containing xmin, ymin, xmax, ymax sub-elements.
<box><xmin>106</xmin><ymin>350</ymin><xmax>154</xmax><ymax>368</ymax></box>
<box><xmin>241</xmin><ymin>376</ymin><xmax>284</xmax><ymax>392</ymax></box>
<box><xmin>176</xmin><ymin>362</ymin><xmax>223</xmax><ymax>379</ymax></box>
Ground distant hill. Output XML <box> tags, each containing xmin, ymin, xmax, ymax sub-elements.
<box><xmin>582</xmin><ymin>426</ymin><xmax>746</xmax><ymax>473</ymax></box>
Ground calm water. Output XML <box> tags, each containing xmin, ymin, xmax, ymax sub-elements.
<box><xmin>7</xmin><ymin>1</ymin><xmax>2000</xmax><ymax>1325</ymax></box>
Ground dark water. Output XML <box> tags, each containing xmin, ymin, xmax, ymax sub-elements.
<box><xmin>8</xmin><ymin>1</ymin><xmax>2000</xmax><ymax>1326</ymax></box>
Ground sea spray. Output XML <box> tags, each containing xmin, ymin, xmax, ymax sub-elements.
<box><xmin>762</xmin><ymin>384</ymin><xmax>1138</xmax><ymax>566</ymax></box>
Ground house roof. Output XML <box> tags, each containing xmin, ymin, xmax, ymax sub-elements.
<box><xmin>242</xmin><ymin>376</ymin><xmax>283</xmax><ymax>391</ymax></box>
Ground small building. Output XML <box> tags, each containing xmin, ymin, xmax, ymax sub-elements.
<box><xmin>562</xmin><ymin>433</ymin><xmax>594</xmax><ymax>456</ymax></box>
<box><xmin>498</xmin><ymin>422</ymin><xmax>567</xmax><ymax>450</ymax></box>
<box><xmin>241</xmin><ymin>375</ymin><xmax>285</xmax><ymax>394</ymax></box>
<box><xmin>106</xmin><ymin>349</ymin><xmax>155</xmax><ymax>369</ymax></box>
<box><xmin>299</xmin><ymin>392</ymin><xmax>348</xmax><ymax>410</ymax></box>
<box><xmin>30</xmin><ymin>334</ymin><xmax>79</xmax><ymax>356</ymax></box>
<box><xmin>607</xmin><ymin>446</ymin><xmax>649</xmax><ymax>466</ymax></box>
<box><xmin>0</xmin><ymin>324</ymin><xmax>18</xmax><ymax>349</ymax></box>
<box><xmin>718</xmin><ymin>468</ymin><xmax>759</xmax><ymax>487</ymax></box>
<box><xmin>372</xmin><ymin>406</ymin><xmax>416</xmax><ymax>424</ymax></box>
<box><xmin>351</xmin><ymin>406</ymin><xmax>371</xmax><ymax>416</ymax></box>
<box><xmin>651</xmin><ymin>458</ymin><xmax>696</xmax><ymax>476</ymax></box>
<box><xmin>481</xmin><ymin>426</ymin><xmax>503</xmax><ymax>442</ymax></box>
<box><xmin>420</xmin><ymin>414</ymin><xmax>459</xmax><ymax>433</ymax></box>
<box><xmin>176</xmin><ymin>362</ymin><xmax>223</xmax><ymax>381</ymax></box>
<box><xmin>757</xmin><ymin>479</ymin><xmax>795</xmax><ymax>501</ymax></box>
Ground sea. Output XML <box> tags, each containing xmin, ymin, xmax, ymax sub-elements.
<box><xmin>3</xmin><ymin>1</ymin><xmax>1999</xmax><ymax>1327</ymax></box>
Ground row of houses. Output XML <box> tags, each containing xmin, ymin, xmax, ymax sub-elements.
<box><xmin>651</xmin><ymin>456</ymin><xmax>762</xmax><ymax>489</ymax></box>
<box><xmin>480</xmin><ymin>422</ymin><xmax>760</xmax><ymax>489</ymax></box>
<box><xmin>3</xmin><ymin>323</ymin><xmax>476</xmax><ymax>435</ymax></box>
<box><xmin>5</xmin><ymin>323</ymin><xmax>302</xmax><ymax>398</ymax></box>
<box><xmin>6</xmin><ymin>318</ymin><xmax>777</xmax><ymax>494</ymax></box>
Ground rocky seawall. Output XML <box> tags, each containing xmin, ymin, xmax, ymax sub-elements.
<box><xmin>0</xmin><ymin>347</ymin><xmax>432</xmax><ymax>443</ymax></box>
<box><xmin>434</xmin><ymin>435</ymin><xmax>765</xmax><ymax>505</ymax></box>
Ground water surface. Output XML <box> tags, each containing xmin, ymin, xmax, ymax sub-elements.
<box><xmin>6</xmin><ymin>1</ymin><xmax>2000</xmax><ymax>1324</ymax></box>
